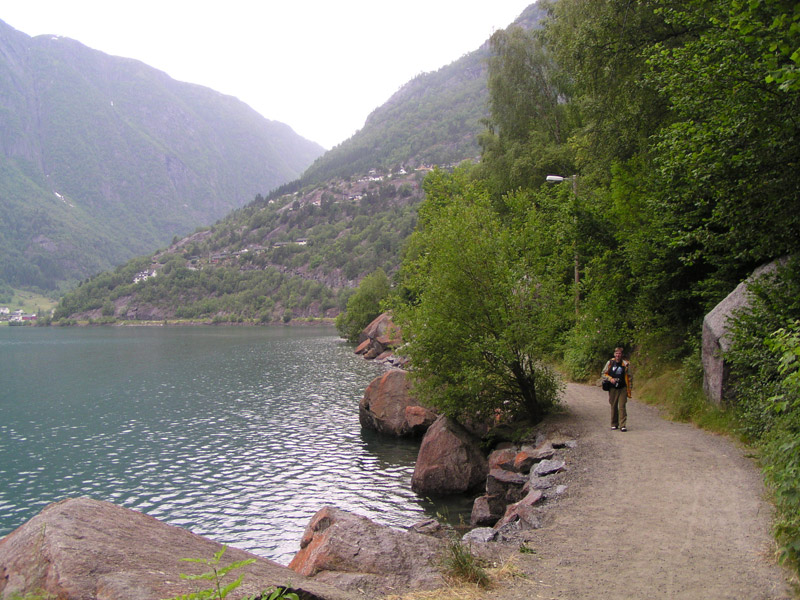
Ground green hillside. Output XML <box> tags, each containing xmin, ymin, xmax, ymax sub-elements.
<box><xmin>52</xmin><ymin>168</ymin><xmax>425</xmax><ymax>324</ymax></box>
<box><xmin>0</xmin><ymin>19</ymin><xmax>324</xmax><ymax>293</ymax></box>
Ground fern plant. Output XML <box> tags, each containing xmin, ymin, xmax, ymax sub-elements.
<box><xmin>163</xmin><ymin>545</ymin><xmax>254</xmax><ymax>600</ymax></box>
<box><xmin>162</xmin><ymin>545</ymin><xmax>300</xmax><ymax>600</ymax></box>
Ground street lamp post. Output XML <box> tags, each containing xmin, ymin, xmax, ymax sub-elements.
<box><xmin>546</xmin><ymin>174</ymin><xmax>579</xmax><ymax>315</ymax></box>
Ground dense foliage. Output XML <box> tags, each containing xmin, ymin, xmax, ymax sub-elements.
<box><xmin>335</xmin><ymin>269</ymin><xmax>391</xmax><ymax>342</ymax></box>
<box><xmin>725</xmin><ymin>261</ymin><xmax>800</xmax><ymax>566</ymax></box>
<box><xmin>392</xmin><ymin>0</ymin><xmax>799</xmax><ymax>564</ymax></box>
<box><xmin>395</xmin><ymin>167</ymin><xmax>568</xmax><ymax>422</ymax></box>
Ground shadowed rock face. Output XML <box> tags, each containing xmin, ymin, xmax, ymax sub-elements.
<box><xmin>0</xmin><ymin>497</ymin><xmax>350</xmax><ymax>600</ymax></box>
<box><xmin>411</xmin><ymin>415</ymin><xmax>489</xmax><ymax>495</ymax></box>
<box><xmin>359</xmin><ymin>369</ymin><xmax>437</xmax><ymax>437</ymax></box>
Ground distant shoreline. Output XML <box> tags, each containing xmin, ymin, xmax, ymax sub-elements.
<box><xmin>35</xmin><ymin>318</ymin><xmax>338</xmax><ymax>328</ymax></box>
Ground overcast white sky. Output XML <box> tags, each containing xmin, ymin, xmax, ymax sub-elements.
<box><xmin>2</xmin><ymin>1</ymin><xmax>533</xmax><ymax>149</ymax></box>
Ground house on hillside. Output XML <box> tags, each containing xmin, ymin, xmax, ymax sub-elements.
<box><xmin>9</xmin><ymin>310</ymin><xmax>36</xmax><ymax>322</ymax></box>
<box><xmin>133</xmin><ymin>270</ymin><xmax>157</xmax><ymax>283</ymax></box>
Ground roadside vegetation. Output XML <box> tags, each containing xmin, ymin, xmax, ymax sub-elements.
<box><xmin>338</xmin><ymin>0</ymin><xmax>800</xmax><ymax>575</ymax></box>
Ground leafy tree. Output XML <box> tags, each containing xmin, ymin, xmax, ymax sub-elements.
<box><xmin>645</xmin><ymin>0</ymin><xmax>800</xmax><ymax>302</ymax></box>
<box><xmin>396</xmin><ymin>173</ymin><xmax>568</xmax><ymax>423</ymax></box>
<box><xmin>479</xmin><ymin>25</ymin><xmax>576</xmax><ymax>199</ymax></box>
<box><xmin>728</xmin><ymin>0</ymin><xmax>800</xmax><ymax>93</ymax></box>
<box><xmin>334</xmin><ymin>268</ymin><xmax>391</xmax><ymax>342</ymax></box>
<box><xmin>545</xmin><ymin>0</ymin><xmax>683</xmax><ymax>178</ymax></box>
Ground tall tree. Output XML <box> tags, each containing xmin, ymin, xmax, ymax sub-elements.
<box><xmin>396</xmin><ymin>167</ymin><xmax>569</xmax><ymax>422</ymax></box>
<box><xmin>479</xmin><ymin>25</ymin><xmax>576</xmax><ymax>199</ymax></box>
<box><xmin>545</xmin><ymin>0</ymin><xmax>686</xmax><ymax>178</ymax></box>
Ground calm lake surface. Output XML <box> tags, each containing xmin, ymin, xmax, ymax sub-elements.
<box><xmin>0</xmin><ymin>325</ymin><xmax>440</xmax><ymax>564</ymax></box>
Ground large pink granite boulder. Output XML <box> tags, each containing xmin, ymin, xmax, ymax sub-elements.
<box><xmin>411</xmin><ymin>415</ymin><xmax>488</xmax><ymax>495</ymax></box>
<box><xmin>0</xmin><ymin>497</ymin><xmax>349</xmax><ymax>600</ymax></box>
<box><xmin>289</xmin><ymin>506</ymin><xmax>444</xmax><ymax>596</ymax></box>
<box><xmin>359</xmin><ymin>369</ymin><xmax>437</xmax><ymax>437</ymax></box>
<box><xmin>358</xmin><ymin>312</ymin><xmax>401</xmax><ymax>346</ymax></box>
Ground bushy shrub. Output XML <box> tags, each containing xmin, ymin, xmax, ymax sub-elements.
<box><xmin>726</xmin><ymin>259</ymin><xmax>800</xmax><ymax>439</ymax></box>
<box><xmin>334</xmin><ymin>268</ymin><xmax>391</xmax><ymax>342</ymax></box>
<box><xmin>760</xmin><ymin>323</ymin><xmax>800</xmax><ymax>567</ymax></box>
<box><xmin>725</xmin><ymin>259</ymin><xmax>800</xmax><ymax>568</ymax></box>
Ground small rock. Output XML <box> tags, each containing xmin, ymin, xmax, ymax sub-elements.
<box><xmin>409</xmin><ymin>518</ymin><xmax>447</xmax><ymax>538</ymax></box>
<box><xmin>462</xmin><ymin>528</ymin><xmax>498</xmax><ymax>544</ymax></box>
<box><xmin>488</xmin><ymin>447</ymin><xmax>518</xmax><ymax>471</ymax></box>
<box><xmin>470</xmin><ymin>494</ymin><xmax>505</xmax><ymax>527</ymax></box>
<box><xmin>494</xmin><ymin>489</ymin><xmax>545</xmax><ymax>530</ymax></box>
<box><xmin>548</xmin><ymin>435</ymin><xmax>576</xmax><ymax>449</ymax></box>
<box><xmin>526</xmin><ymin>475</ymin><xmax>555</xmax><ymax>491</ymax></box>
<box><xmin>513</xmin><ymin>443</ymin><xmax>556</xmax><ymax>472</ymax></box>
<box><xmin>533</xmin><ymin>458</ymin><xmax>566</xmax><ymax>477</ymax></box>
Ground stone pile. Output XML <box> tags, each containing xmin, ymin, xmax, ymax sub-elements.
<box><xmin>468</xmin><ymin>434</ymin><xmax>574</xmax><ymax>539</ymax></box>
<box><xmin>353</xmin><ymin>312</ymin><xmax>405</xmax><ymax>366</ymax></box>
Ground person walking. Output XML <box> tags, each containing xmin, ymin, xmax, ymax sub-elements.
<box><xmin>602</xmin><ymin>347</ymin><xmax>633</xmax><ymax>431</ymax></box>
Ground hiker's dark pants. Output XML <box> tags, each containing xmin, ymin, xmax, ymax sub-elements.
<box><xmin>609</xmin><ymin>387</ymin><xmax>627</xmax><ymax>428</ymax></box>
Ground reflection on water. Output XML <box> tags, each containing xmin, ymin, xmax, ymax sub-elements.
<box><xmin>0</xmin><ymin>325</ymin><xmax>438</xmax><ymax>564</ymax></box>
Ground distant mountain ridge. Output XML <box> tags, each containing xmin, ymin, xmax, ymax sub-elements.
<box><xmin>298</xmin><ymin>3</ymin><xmax>547</xmax><ymax>186</ymax></box>
<box><xmin>0</xmin><ymin>19</ymin><xmax>324</xmax><ymax>291</ymax></box>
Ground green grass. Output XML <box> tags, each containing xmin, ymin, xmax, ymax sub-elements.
<box><xmin>440</xmin><ymin>538</ymin><xmax>490</xmax><ymax>587</ymax></box>
<box><xmin>0</xmin><ymin>288</ymin><xmax>59</xmax><ymax>318</ymax></box>
<box><xmin>636</xmin><ymin>364</ymin><xmax>736</xmax><ymax>435</ymax></box>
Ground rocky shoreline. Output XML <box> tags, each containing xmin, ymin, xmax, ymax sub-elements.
<box><xmin>0</xmin><ymin>424</ymin><xmax>576</xmax><ymax>600</ymax></box>
<box><xmin>1</xmin><ymin>312</ymin><xmax>579</xmax><ymax>599</ymax></box>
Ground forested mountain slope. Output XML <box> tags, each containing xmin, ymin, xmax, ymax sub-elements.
<box><xmin>297</xmin><ymin>3</ymin><xmax>547</xmax><ymax>185</ymax></box>
<box><xmin>51</xmin><ymin>5</ymin><xmax>546</xmax><ymax>323</ymax></box>
<box><xmin>53</xmin><ymin>168</ymin><xmax>425</xmax><ymax>323</ymax></box>
<box><xmin>0</xmin><ymin>19</ymin><xmax>324</xmax><ymax>292</ymax></box>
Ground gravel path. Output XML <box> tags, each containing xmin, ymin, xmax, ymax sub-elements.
<box><xmin>487</xmin><ymin>382</ymin><xmax>796</xmax><ymax>600</ymax></box>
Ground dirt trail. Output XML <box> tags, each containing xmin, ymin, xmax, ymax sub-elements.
<box><xmin>491</xmin><ymin>383</ymin><xmax>795</xmax><ymax>600</ymax></box>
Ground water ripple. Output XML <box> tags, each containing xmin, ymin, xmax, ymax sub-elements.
<box><xmin>0</xmin><ymin>327</ymin><xmax>434</xmax><ymax>564</ymax></box>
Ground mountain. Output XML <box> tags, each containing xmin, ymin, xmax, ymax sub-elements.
<box><xmin>297</xmin><ymin>3</ymin><xmax>548</xmax><ymax>186</ymax></box>
<box><xmin>0</xmin><ymin>19</ymin><xmax>324</xmax><ymax>292</ymax></box>
<box><xmin>51</xmin><ymin>4</ymin><xmax>547</xmax><ymax>324</ymax></box>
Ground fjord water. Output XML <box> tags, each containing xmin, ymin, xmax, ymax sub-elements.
<box><xmin>0</xmin><ymin>325</ymin><xmax>430</xmax><ymax>564</ymax></box>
